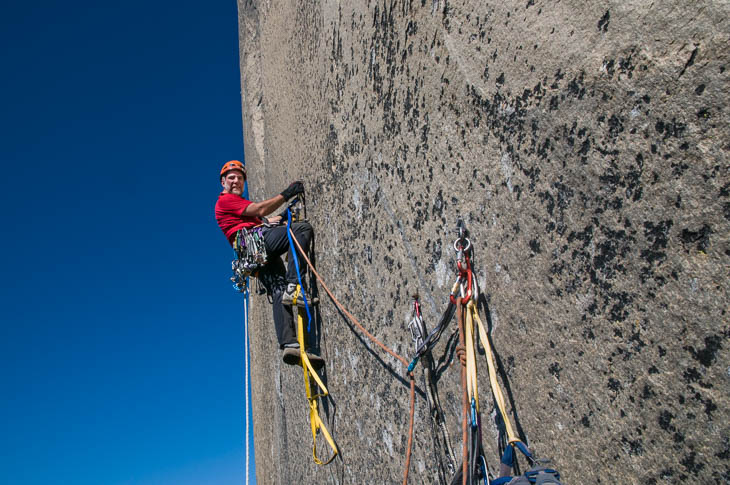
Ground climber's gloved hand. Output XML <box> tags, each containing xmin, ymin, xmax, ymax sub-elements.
<box><xmin>280</xmin><ymin>181</ymin><xmax>304</xmax><ymax>201</ymax></box>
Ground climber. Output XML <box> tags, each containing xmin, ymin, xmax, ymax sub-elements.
<box><xmin>215</xmin><ymin>160</ymin><xmax>324</xmax><ymax>368</ymax></box>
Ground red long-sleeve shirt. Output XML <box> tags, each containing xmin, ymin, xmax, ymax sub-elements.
<box><xmin>214</xmin><ymin>192</ymin><xmax>263</xmax><ymax>244</ymax></box>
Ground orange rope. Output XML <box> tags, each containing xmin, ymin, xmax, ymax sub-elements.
<box><xmin>457</xmin><ymin>299</ymin><xmax>468</xmax><ymax>485</ymax></box>
<box><xmin>402</xmin><ymin>377</ymin><xmax>416</xmax><ymax>485</ymax></box>
<box><xmin>288</xmin><ymin>227</ymin><xmax>416</xmax><ymax>484</ymax></box>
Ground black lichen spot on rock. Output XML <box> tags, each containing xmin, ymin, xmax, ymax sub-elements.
<box><xmin>608</xmin><ymin>114</ymin><xmax>624</xmax><ymax>137</ymax></box>
<box><xmin>680</xmin><ymin>224</ymin><xmax>712</xmax><ymax>252</ymax></box>
<box><xmin>609</xmin><ymin>291</ymin><xmax>634</xmax><ymax>322</ymax></box>
<box><xmin>539</xmin><ymin>191</ymin><xmax>555</xmax><ymax>216</ymax></box>
<box><xmin>529</xmin><ymin>238</ymin><xmax>541</xmax><ymax>254</ymax></box>
<box><xmin>680</xmin><ymin>451</ymin><xmax>704</xmax><ymax>475</ymax></box>
<box><xmin>641</xmin><ymin>384</ymin><xmax>655</xmax><ymax>399</ymax></box>
<box><xmin>431</xmin><ymin>239</ymin><xmax>442</xmax><ymax>268</ymax></box>
<box><xmin>607</xmin><ymin>377</ymin><xmax>622</xmax><ymax>392</ymax></box>
<box><xmin>597</xmin><ymin>10</ymin><xmax>610</xmax><ymax>32</ymax></box>
<box><xmin>695</xmin><ymin>84</ymin><xmax>705</xmax><ymax>95</ymax></box>
<box><xmin>703</xmin><ymin>397</ymin><xmax>717</xmax><ymax>416</ymax></box>
<box><xmin>655</xmin><ymin>118</ymin><xmax>686</xmax><ymax>140</ymax></box>
<box><xmin>684</xmin><ymin>334</ymin><xmax>723</xmax><ymax>367</ymax></box>
<box><xmin>697</xmin><ymin>107</ymin><xmax>710</xmax><ymax>119</ymax></box>
<box><xmin>580</xmin><ymin>415</ymin><xmax>590</xmax><ymax>427</ymax></box>
<box><xmin>548</xmin><ymin>362</ymin><xmax>561</xmax><ymax>378</ymax></box>
<box><xmin>660</xmin><ymin>469</ymin><xmax>675</xmax><ymax>480</ymax></box>
<box><xmin>717</xmin><ymin>183</ymin><xmax>730</xmax><ymax>199</ymax></box>
<box><xmin>622</xmin><ymin>436</ymin><xmax>643</xmax><ymax>456</ymax></box>
<box><xmin>578</xmin><ymin>138</ymin><xmax>591</xmax><ymax>163</ymax></box>
<box><xmin>658</xmin><ymin>410</ymin><xmax>675</xmax><ymax>432</ymax></box>
<box><xmin>617</xmin><ymin>51</ymin><xmax>637</xmax><ymax>78</ymax></box>
<box><xmin>640</xmin><ymin>219</ymin><xmax>673</xmax><ymax>273</ymax></box>
<box><xmin>655</xmin><ymin>120</ymin><xmax>665</xmax><ymax>134</ymax></box>
<box><xmin>683</xmin><ymin>367</ymin><xmax>702</xmax><ymax>384</ymax></box>
<box><xmin>496</xmin><ymin>72</ymin><xmax>505</xmax><ymax>85</ymax></box>
<box><xmin>716</xmin><ymin>439</ymin><xmax>730</xmax><ymax>460</ymax></box>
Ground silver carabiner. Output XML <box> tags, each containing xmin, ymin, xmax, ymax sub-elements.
<box><xmin>453</xmin><ymin>236</ymin><xmax>471</xmax><ymax>253</ymax></box>
<box><xmin>408</xmin><ymin>315</ymin><xmax>424</xmax><ymax>348</ymax></box>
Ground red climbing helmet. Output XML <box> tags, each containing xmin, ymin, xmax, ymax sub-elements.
<box><xmin>220</xmin><ymin>160</ymin><xmax>246</xmax><ymax>180</ymax></box>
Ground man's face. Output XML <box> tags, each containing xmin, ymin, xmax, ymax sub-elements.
<box><xmin>222</xmin><ymin>171</ymin><xmax>245</xmax><ymax>195</ymax></box>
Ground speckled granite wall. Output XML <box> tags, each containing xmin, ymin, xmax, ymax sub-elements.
<box><xmin>236</xmin><ymin>1</ymin><xmax>729</xmax><ymax>483</ymax></box>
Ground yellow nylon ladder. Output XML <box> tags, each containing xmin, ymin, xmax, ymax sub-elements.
<box><xmin>293</xmin><ymin>286</ymin><xmax>338</xmax><ymax>465</ymax></box>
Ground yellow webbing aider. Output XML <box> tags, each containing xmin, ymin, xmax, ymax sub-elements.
<box><xmin>464</xmin><ymin>300</ymin><xmax>519</xmax><ymax>446</ymax></box>
<box><xmin>293</xmin><ymin>286</ymin><xmax>338</xmax><ymax>465</ymax></box>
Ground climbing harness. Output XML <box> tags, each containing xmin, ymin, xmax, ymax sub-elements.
<box><xmin>409</xmin><ymin>295</ymin><xmax>457</xmax><ymax>483</ymax></box>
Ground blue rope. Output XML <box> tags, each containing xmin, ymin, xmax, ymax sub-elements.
<box><xmin>471</xmin><ymin>398</ymin><xmax>478</xmax><ymax>428</ymax></box>
<box><xmin>286</xmin><ymin>208</ymin><xmax>313</xmax><ymax>332</ymax></box>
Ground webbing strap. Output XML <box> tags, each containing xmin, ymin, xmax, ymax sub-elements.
<box><xmin>469</xmin><ymin>301</ymin><xmax>513</xmax><ymax>440</ymax></box>
<box><xmin>469</xmin><ymin>301</ymin><xmax>532</xmax><ymax>465</ymax></box>
<box><xmin>464</xmin><ymin>300</ymin><xmax>479</xmax><ymax>413</ymax></box>
<box><xmin>294</xmin><ymin>289</ymin><xmax>338</xmax><ymax>465</ymax></box>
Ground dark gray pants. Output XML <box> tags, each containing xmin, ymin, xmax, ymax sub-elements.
<box><xmin>257</xmin><ymin>222</ymin><xmax>313</xmax><ymax>347</ymax></box>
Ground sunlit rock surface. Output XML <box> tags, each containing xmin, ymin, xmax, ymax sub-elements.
<box><xmin>237</xmin><ymin>1</ymin><xmax>729</xmax><ymax>483</ymax></box>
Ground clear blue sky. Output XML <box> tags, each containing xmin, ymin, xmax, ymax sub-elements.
<box><xmin>1</xmin><ymin>1</ymin><xmax>255</xmax><ymax>484</ymax></box>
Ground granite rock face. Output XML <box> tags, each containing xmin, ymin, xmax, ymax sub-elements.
<box><xmin>236</xmin><ymin>1</ymin><xmax>729</xmax><ymax>483</ymax></box>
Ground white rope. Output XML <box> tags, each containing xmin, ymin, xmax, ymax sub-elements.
<box><xmin>243</xmin><ymin>288</ymin><xmax>251</xmax><ymax>485</ymax></box>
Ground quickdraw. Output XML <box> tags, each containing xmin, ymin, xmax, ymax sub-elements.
<box><xmin>231</xmin><ymin>226</ymin><xmax>268</xmax><ymax>292</ymax></box>
<box><xmin>409</xmin><ymin>295</ymin><xmax>457</xmax><ymax>483</ymax></box>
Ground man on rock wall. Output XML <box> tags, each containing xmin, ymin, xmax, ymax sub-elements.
<box><xmin>214</xmin><ymin>160</ymin><xmax>324</xmax><ymax>368</ymax></box>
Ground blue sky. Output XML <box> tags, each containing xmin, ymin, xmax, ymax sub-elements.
<box><xmin>1</xmin><ymin>1</ymin><xmax>255</xmax><ymax>483</ymax></box>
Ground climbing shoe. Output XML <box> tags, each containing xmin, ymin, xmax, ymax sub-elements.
<box><xmin>281</xmin><ymin>283</ymin><xmax>319</xmax><ymax>307</ymax></box>
<box><xmin>282</xmin><ymin>346</ymin><xmax>325</xmax><ymax>369</ymax></box>
<box><xmin>281</xmin><ymin>284</ymin><xmax>297</xmax><ymax>305</ymax></box>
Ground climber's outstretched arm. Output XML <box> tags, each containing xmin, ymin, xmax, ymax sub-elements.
<box><xmin>242</xmin><ymin>194</ymin><xmax>286</xmax><ymax>218</ymax></box>
<box><xmin>242</xmin><ymin>181</ymin><xmax>304</xmax><ymax>218</ymax></box>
